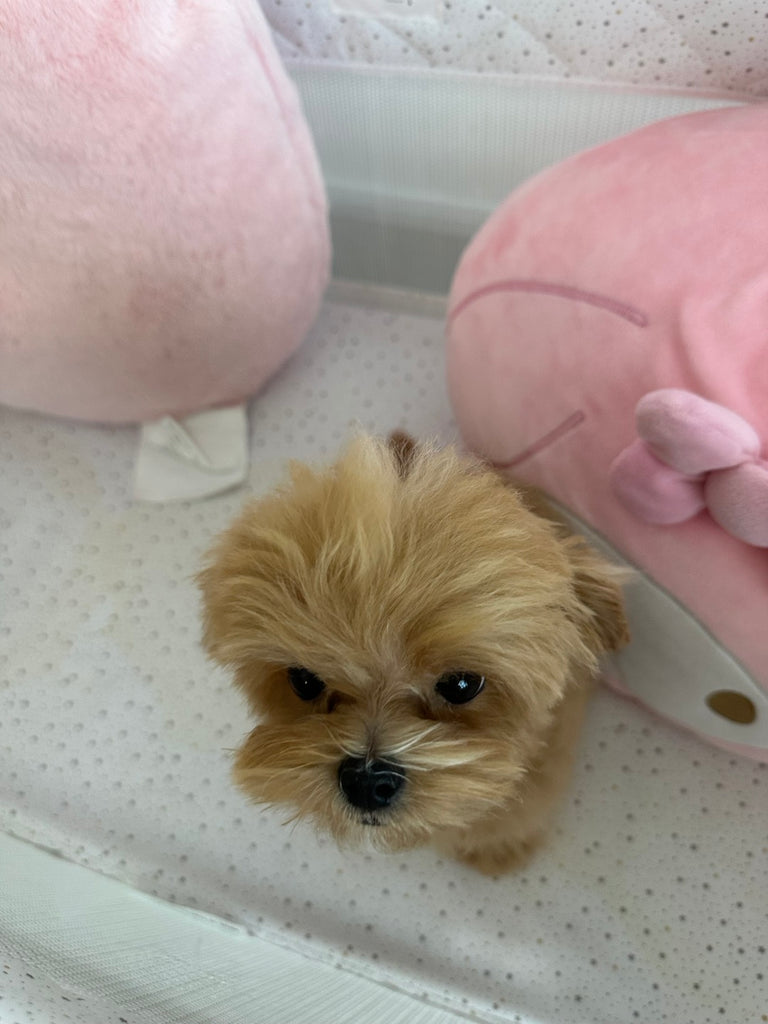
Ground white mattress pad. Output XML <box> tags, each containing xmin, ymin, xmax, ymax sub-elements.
<box><xmin>1</xmin><ymin>299</ymin><xmax>765</xmax><ymax>1023</ymax></box>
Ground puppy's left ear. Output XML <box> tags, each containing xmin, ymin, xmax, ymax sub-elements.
<box><xmin>567</xmin><ymin>540</ymin><xmax>630</xmax><ymax>656</ymax></box>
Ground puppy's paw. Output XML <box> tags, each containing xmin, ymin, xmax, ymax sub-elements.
<box><xmin>453</xmin><ymin>834</ymin><xmax>545</xmax><ymax>876</ymax></box>
<box><xmin>434</xmin><ymin>825</ymin><xmax>547</xmax><ymax>875</ymax></box>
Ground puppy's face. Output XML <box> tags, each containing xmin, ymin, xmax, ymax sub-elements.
<box><xmin>199</xmin><ymin>437</ymin><xmax>626</xmax><ymax>852</ymax></box>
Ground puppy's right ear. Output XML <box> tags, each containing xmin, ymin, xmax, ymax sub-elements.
<box><xmin>566</xmin><ymin>539</ymin><xmax>631</xmax><ymax>657</ymax></box>
<box><xmin>388</xmin><ymin>430</ymin><xmax>417</xmax><ymax>477</ymax></box>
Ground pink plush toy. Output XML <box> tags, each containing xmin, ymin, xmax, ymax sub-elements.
<box><xmin>448</xmin><ymin>105</ymin><xmax>768</xmax><ymax>761</ymax></box>
<box><xmin>0</xmin><ymin>1</ymin><xmax>329</xmax><ymax>424</ymax></box>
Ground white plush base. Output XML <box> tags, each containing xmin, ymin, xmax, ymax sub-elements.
<box><xmin>1</xmin><ymin>298</ymin><xmax>766</xmax><ymax>1023</ymax></box>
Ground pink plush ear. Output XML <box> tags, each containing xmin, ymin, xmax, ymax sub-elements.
<box><xmin>637</xmin><ymin>389</ymin><xmax>761</xmax><ymax>475</ymax></box>
<box><xmin>609</xmin><ymin>440</ymin><xmax>706</xmax><ymax>524</ymax></box>
<box><xmin>706</xmin><ymin>461</ymin><xmax>768</xmax><ymax>548</ymax></box>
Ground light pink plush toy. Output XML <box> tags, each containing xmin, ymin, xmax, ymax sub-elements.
<box><xmin>0</xmin><ymin>1</ymin><xmax>329</xmax><ymax>424</ymax></box>
<box><xmin>448</xmin><ymin>105</ymin><xmax>768</xmax><ymax>760</ymax></box>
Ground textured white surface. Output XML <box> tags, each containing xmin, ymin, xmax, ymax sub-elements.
<box><xmin>2</xmin><ymin>954</ymin><xmax>130</xmax><ymax>1024</ymax></box>
<box><xmin>1</xmin><ymin>300</ymin><xmax>767</xmax><ymax>1024</ymax></box>
<box><xmin>265</xmin><ymin>0</ymin><xmax>768</xmax><ymax>95</ymax></box>
<box><xmin>0</xmin><ymin>831</ymin><xmax>464</xmax><ymax>1024</ymax></box>
<box><xmin>332</xmin><ymin>0</ymin><xmax>441</xmax><ymax>19</ymax></box>
<box><xmin>292</xmin><ymin>65</ymin><xmax>741</xmax><ymax>293</ymax></box>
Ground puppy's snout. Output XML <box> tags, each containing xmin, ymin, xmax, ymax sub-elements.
<box><xmin>338</xmin><ymin>757</ymin><xmax>405</xmax><ymax>812</ymax></box>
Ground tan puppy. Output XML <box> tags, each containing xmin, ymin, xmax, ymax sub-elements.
<box><xmin>199</xmin><ymin>434</ymin><xmax>628</xmax><ymax>874</ymax></box>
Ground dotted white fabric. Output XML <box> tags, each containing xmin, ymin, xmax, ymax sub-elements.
<box><xmin>1</xmin><ymin>955</ymin><xmax>132</xmax><ymax>1024</ymax></box>
<box><xmin>265</xmin><ymin>0</ymin><xmax>768</xmax><ymax>96</ymax></box>
<box><xmin>1</xmin><ymin>300</ymin><xmax>766</xmax><ymax>1024</ymax></box>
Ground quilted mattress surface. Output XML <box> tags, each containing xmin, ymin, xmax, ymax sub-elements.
<box><xmin>265</xmin><ymin>0</ymin><xmax>768</xmax><ymax>97</ymax></box>
<box><xmin>1</xmin><ymin>300</ymin><xmax>766</xmax><ymax>1024</ymax></box>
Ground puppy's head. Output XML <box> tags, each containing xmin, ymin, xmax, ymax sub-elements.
<box><xmin>199</xmin><ymin>436</ymin><xmax>627</xmax><ymax>850</ymax></box>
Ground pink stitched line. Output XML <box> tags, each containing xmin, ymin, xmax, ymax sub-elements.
<box><xmin>491</xmin><ymin>411</ymin><xmax>586</xmax><ymax>470</ymax></box>
<box><xmin>448</xmin><ymin>279</ymin><xmax>649</xmax><ymax>327</ymax></box>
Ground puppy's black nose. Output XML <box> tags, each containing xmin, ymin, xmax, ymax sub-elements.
<box><xmin>338</xmin><ymin>757</ymin><xmax>404</xmax><ymax>811</ymax></box>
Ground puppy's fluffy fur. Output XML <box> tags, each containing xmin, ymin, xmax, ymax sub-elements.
<box><xmin>199</xmin><ymin>435</ymin><xmax>628</xmax><ymax>874</ymax></box>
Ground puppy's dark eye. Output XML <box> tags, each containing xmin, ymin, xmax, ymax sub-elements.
<box><xmin>435</xmin><ymin>671</ymin><xmax>485</xmax><ymax>705</ymax></box>
<box><xmin>288</xmin><ymin>667</ymin><xmax>326</xmax><ymax>702</ymax></box>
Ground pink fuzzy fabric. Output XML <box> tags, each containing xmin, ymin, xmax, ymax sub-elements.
<box><xmin>447</xmin><ymin>105</ymin><xmax>768</xmax><ymax>750</ymax></box>
<box><xmin>0</xmin><ymin>1</ymin><xmax>329</xmax><ymax>423</ymax></box>
<box><xmin>635</xmin><ymin>389</ymin><xmax>761</xmax><ymax>475</ymax></box>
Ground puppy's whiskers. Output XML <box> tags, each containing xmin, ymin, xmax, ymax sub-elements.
<box><xmin>319</xmin><ymin>721</ymin><xmax>360</xmax><ymax>760</ymax></box>
<box><xmin>382</xmin><ymin>724</ymin><xmax>441</xmax><ymax>757</ymax></box>
<box><xmin>407</xmin><ymin>741</ymin><xmax>490</xmax><ymax>770</ymax></box>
